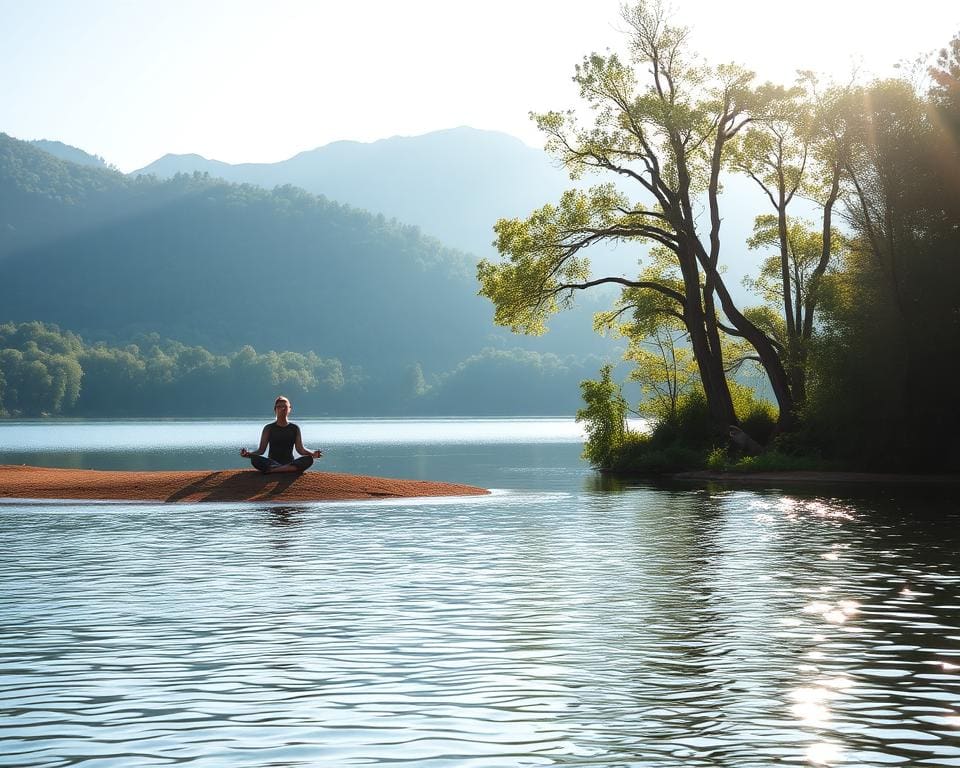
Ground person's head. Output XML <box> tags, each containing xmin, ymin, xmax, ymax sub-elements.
<box><xmin>274</xmin><ymin>395</ymin><xmax>291</xmax><ymax>418</ymax></box>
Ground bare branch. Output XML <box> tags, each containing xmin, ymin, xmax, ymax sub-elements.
<box><xmin>554</xmin><ymin>277</ymin><xmax>686</xmax><ymax>306</ymax></box>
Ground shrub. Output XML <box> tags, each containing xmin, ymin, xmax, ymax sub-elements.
<box><xmin>739</xmin><ymin>404</ymin><xmax>777</xmax><ymax>446</ymax></box>
<box><xmin>706</xmin><ymin>446</ymin><xmax>728</xmax><ymax>470</ymax></box>
<box><xmin>730</xmin><ymin>381</ymin><xmax>777</xmax><ymax>446</ymax></box>
<box><xmin>576</xmin><ymin>365</ymin><xmax>628</xmax><ymax>469</ymax></box>
<box><xmin>610</xmin><ymin>432</ymin><xmax>708</xmax><ymax>474</ymax></box>
<box><xmin>649</xmin><ymin>389</ymin><xmax>717</xmax><ymax>449</ymax></box>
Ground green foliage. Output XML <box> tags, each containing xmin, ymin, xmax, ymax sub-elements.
<box><xmin>0</xmin><ymin>323</ymin><xmax>83</xmax><ymax>416</ymax></box>
<box><xmin>706</xmin><ymin>447</ymin><xmax>727</xmax><ymax>470</ymax></box>
<box><xmin>739</xmin><ymin>404</ymin><xmax>777</xmax><ymax>447</ymax></box>
<box><xmin>607</xmin><ymin>432</ymin><xmax>708</xmax><ymax>475</ymax></box>
<box><xmin>0</xmin><ymin>321</ymin><xmax>348</xmax><ymax>417</ymax></box>
<box><xmin>744</xmin><ymin>216</ymin><xmax>845</xmax><ymax>317</ymax></box>
<box><xmin>704</xmin><ymin>447</ymin><xmax>828</xmax><ymax>473</ymax></box>
<box><xmin>576</xmin><ymin>365</ymin><xmax>628</xmax><ymax>468</ymax></box>
<box><xmin>802</xmin><ymin>74</ymin><xmax>960</xmax><ymax>470</ymax></box>
<box><xmin>585</xmin><ymin>369</ymin><xmax>781</xmax><ymax>475</ymax></box>
<box><xmin>728</xmin><ymin>381</ymin><xmax>777</xmax><ymax>445</ymax></box>
<box><xmin>606</xmin><ymin>301</ymin><xmax>700</xmax><ymax>425</ymax></box>
<box><xmin>629</xmin><ymin>332</ymin><xmax>697</xmax><ymax>423</ymax></box>
<box><xmin>478</xmin><ymin>2</ymin><xmax>772</xmax><ymax>434</ymax></box>
<box><xmin>646</xmin><ymin>389</ymin><xmax>716</xmax><ymax>449</ymax></box>
<box><xmin>588</xmin><ymin>387</ymin><xmax>721</xmax><ymax>476</ymax></box>
<box><xmin>478</xmin><ymin>185</ymin><xmax>626</xmax><ymax>335</ymax></box>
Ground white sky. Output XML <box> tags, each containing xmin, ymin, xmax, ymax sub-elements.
<box><xmin>2</xmin><ymin>0</ymin><xmax>957</xmax><ymax>172</ymax></box>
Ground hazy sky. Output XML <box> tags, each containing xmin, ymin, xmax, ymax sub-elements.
<box><xmin>2</xmin><ymin>0</ymin><xmax>957</xmax><ymax>171</ymax></box>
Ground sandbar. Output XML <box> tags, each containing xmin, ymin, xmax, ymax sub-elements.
<box><xmin>0</xmin><ymin>465</ymin><xmax>489</xmax><ymax>503</ymax></box>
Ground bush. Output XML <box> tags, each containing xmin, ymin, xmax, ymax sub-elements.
<box><xmin>706</xmin><ymin>446</ymin><xmax>727</xmax><ymax>470</ymax></box>
<box><xmin>648</xmin><ymin>389</ymin><xmax>718</xmax><ymax>449</ymax></box>
<box><xmin>739</xmin><ymin>403</ymin><xmax>777</xmax><ymax>446</ymax></box>
<box><xmin>729</xmin><ymin>381</ymin><xmax>777</xmax><ymax>446</ymax></box>
<box><xmin>576</xmin><ymin>365</ymin><xmax>628</xmax><ymax>469</ymax></box>
<box><xmin>608</xmin><ymin>432</ymin><xmax>709</xmax><ymax>474</ymax></box>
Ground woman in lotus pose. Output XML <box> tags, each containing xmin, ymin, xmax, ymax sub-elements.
<box><xmin>240</xmin><ymin>395</ymin><xmax>323</xmax><ymax>473</ymax></box>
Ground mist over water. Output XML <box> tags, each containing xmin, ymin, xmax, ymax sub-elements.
<box><xmin>1</xmin><ymin>420</ymin><xmax>959</xmax><ymax>766</ymax></box>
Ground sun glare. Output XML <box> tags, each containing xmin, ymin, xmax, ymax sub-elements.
<box><xmin>686</xmin><ymin>0</ymin><xmax>958</xmax><ymax>85</ymax></box>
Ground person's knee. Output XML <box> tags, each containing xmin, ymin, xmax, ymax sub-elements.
<box><xmin>296</xmin><ymin>455</ymin><xmax>314</xmax><ymax>471</ymax></box>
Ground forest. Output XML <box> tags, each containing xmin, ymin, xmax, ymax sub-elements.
<box><xmin>480</xmin><ymin>3</ymin><xmax>960</xmax><ymax>471</ymax></box>
<box><xmin>0</xmin><ymin>321</ymin><xmax>602</xmax><ymax>417</ymax></box>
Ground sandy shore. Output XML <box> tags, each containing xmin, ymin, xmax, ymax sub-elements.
<box><xmin>0</xmin><ymin>465</ymin><xmax>489</xmax><ymax>503</ymax></box>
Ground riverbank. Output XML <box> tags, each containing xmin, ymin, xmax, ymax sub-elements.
<box><xmin>674</xmin><ymin>470</ymin><xmax>960</xmax><ymax>486</ymax></box>
<box><xmin>0</xmin><ymin>465</ymin><xmax>489</xmax><ymax>503</ymax></box>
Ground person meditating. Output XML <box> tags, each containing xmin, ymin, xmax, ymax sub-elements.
<box><xmin>240</xmin><ymin>395</ymin><xmax>323</xmax><ymax>473</ymax></box>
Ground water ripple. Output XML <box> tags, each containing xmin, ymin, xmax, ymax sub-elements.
<box><xmin>2</xmin><ymin>489</ymin><xmax>959</xmax><ymax>766</ymax></box>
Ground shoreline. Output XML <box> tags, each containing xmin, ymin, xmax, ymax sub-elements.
<box><xmin>672</xmin><ymin>470</ymin><xmax>960</xmax><ymax>486</ymax></box>
<box><xmin>0</xmin><ymin>465</ymin><xmax>489</xmax><ymax>504</ymax></box>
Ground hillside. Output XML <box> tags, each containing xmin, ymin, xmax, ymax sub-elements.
<box><xmin>132</xmin><ymin>126</ymin><xmax>765</xmax><ymax>290</ymax></box>
<box><xmin>133</xmin><ymin>127</ymin><xmax>571</xmax><ymax>261</ymax></box>
<box><xmin>30</xmin><ymin>140</ymin><xmax>109</xmax><ymax>168</ymax></box>
<box><xmin>0</xmin><ymin>133</ymin><xmax>620</xmax><ymax>415</ymax></box>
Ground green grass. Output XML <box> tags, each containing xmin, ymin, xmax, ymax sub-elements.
<box><xmin>706</xmin><ymin>448</ymin><xmax>831</xmax><ymax>473</ymax></box>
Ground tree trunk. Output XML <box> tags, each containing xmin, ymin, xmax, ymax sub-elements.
<box><xmin>707</xmin><ymin>264</ymin><xmax>798</xmax><ymax>431</ymax></box>
<box><xmin>676</xmin><ymin>246</ymin><xmax>737</xmax><ymax>429</ymax></box>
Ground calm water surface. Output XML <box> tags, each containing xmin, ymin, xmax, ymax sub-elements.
<box><xmin>1</xmin><ymin>419</ymin><xmax>959</xmax><ymax>766</ymax></box>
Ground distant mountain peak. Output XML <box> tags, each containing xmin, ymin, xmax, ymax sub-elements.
<box><xmin>158</xmin><ymin>152</ymin><xmax>210</xmax><ymax>161</ymax></box>
<box><xmin>133</xmin><ymin>152</ymin><xmax>232</xmax><ymax>177</ymax></box>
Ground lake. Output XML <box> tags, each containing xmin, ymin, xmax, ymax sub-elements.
<box><xmin>1</xmin><ymin>418</ymin><xmax>959</xmax><ymax>767</ymax></box>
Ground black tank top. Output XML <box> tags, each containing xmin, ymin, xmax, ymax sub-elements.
<box><xmin>266</xmin><ymin>422</ymin><xmax>299</xmax><ymax>464</ymax></box>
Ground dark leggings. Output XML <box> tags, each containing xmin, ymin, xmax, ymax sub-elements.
<box><xmin>249</xmin><ymin>454</ymin><xmax>314</xmax><ymax>474</ymax></box>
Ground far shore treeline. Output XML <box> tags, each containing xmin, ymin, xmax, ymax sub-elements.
<box><xmin>0</xmin><ymin>321</ymin><xmax>605</xmax><ymax>417</ymax></box>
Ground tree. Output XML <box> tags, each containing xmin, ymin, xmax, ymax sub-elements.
<box><xmin>729</xmin><ymin>81</ymin><xmax>843</xmax><ymax>405</ymax></box>
<box><xmin>576</xmin><ymin>364</ymin><xmax>628</xmax><ymax>468</ymax></box>
<box><xmin>479</xmin><ymin>1</ymin><xmax>796</xmax><ymax>432</ymax></box>
<box><xmin>627</xmin><ymin>323</ymin><xmax>699</xmax><ymax>423</ymax></box>
<box><xmin>930</xmin><ymin>31</ymin><xmax>960</xmax><ymax>126</ymax></box>
<box><xmin>0</xmin><ymin>323</ymin><xmax>84</xmax><ymax>416</ymax></box>
<box><xmin>591</xmin><ymin>249</ymin><xmax>699</xmax><ymax>424</ymax></box>
<box><xmin>805</xmin><ymin>67</ymin><xmax>960</xmax><ymax>468</ymax></box>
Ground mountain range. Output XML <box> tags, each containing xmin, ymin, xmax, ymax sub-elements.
<box><xmin>0</xmin><ymin>131</ymin><xmax>623</xmax><ymax>415</ymax></box>
<box><xmin>131</xmin><ymin>127</ymin><xmax>573</xmax><ymax>262</ymax></box>
<box><xmin>128</xmin><ymin>125</ymin><xmax>764</xmax><ymax>288</ymax></box>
